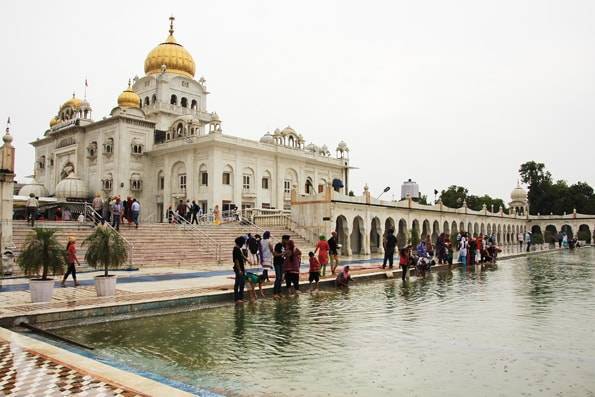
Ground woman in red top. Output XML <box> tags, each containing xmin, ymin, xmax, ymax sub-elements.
<box><xmin>314</xmin><ymin>235</ymin><xmax>330</xmax><ymax>277</ymax></box>
<box><xmin>308</xmin><ymin>251</ymin><xmax>321</xmax><ymax>291</ymax></box>
<box><xmin>283</xmin><ymin>239</ymin><xmax>301</xmax><ymax>295</ymax></box>
<box><xmin>399</xmin><ymin>246</ymin><xmax>411</xmax><ymax>282</ymax></box>
<box><xmin>62</xmin><ymin>236</ymin><xmax>81</xmax><ymax>287</ymax></box>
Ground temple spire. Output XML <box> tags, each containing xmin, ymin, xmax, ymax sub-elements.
<box><xmin>169</xmin><ymin>15</ymin><xmax>175</xmax><ymax>36</ymax></box>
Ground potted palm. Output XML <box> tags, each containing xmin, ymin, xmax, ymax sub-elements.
<box><xmin>17</xmin><ymin>228</ymin><xmax>67</xmax><ymax>303</ymax></box>
<box><xmin>83</xmin><ymin>227</ymin><xmax>128</xmax><ymax>296</ymax></box>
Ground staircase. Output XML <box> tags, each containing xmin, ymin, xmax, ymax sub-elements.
<box><xmin>11</xmin><ymin>220</ymin><xmax>96</xmax><ymax>272</ymax></box>
<box><xmin>10</xmin><ymin>220</ymin><xmax>312</xmax><ymax>270</ymax></box>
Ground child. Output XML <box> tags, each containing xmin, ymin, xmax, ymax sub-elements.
<box><xmin>244</xmin><ymin>271</ymin><xmax>265</xmax><ymax>300</ymax></box>
<box><xmin>336</xmin><ymin>265</ymin><xmax>352</xmax><ymax>288</ymax></box>
<box><xmin>399</xmin><ymin>246</ymin><xmax>410</xmax><ymax>282</ymax></box>
<box><xmin>308</xmin><ymin>251</ymin><xmax>321</xmax><ymax>291</ymax></box>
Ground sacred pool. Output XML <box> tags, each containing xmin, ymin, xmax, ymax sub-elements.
<box><xmin>49</xmin><ymin>249</ymin><xmax>595</xmax><ymax>397</ymax></box>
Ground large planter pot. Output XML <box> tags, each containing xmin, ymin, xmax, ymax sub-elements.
<box><xmin>95</xmin><ymin>275</ymin><xmax>117</xmax><ymax>297</ymax></box>
<box><xmin>30</xmin><ymin>279</ymin><xmax>55</xmax><ymax>303</ymax></box>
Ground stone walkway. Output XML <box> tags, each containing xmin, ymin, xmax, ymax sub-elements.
<box><xmin>0</xmin><ymin>338</ymin><xmax>146</xmax><ymax>396</ymax></box>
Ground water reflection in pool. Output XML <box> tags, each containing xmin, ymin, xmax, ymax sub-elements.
<box><xmin>55</xmin><ymin>249</ymin><xmax>595</xmax><ymax>396</ymax></box>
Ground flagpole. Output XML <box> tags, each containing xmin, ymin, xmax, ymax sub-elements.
<box><xmin>84</xmin><ymin>77</ymin><xmax>88</xmax><ymax>100</ymax></box>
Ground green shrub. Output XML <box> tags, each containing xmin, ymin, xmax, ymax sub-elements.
<box><xmin>17</xmin><ymin>228</ymin><xmax>67</xmax><ymax>280</ymax></box>
<box><xmin>83</xmin><ymin>228</ymin><xmax>129</xmax><ymax>277</ymax></box>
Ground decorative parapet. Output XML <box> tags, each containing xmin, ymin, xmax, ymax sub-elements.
<box><xmin>306</xmin><ymin>188</ymin><xmax>595</xmax><ymax>221</ymax></box>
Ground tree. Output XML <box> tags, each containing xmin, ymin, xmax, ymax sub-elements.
<box><xmin>439</xmin><ymin>185</ymin><xmax>468</xmax><ymax>208</ymax></box>
<box><xmin>440</xmin><ymin>186</ymin><xmax>506</xmax><ymax>212</ymax></box>
<box><xmin>519</xmin><ymin>162</ymin><xmax>595</xmax><ymax>215</ymax></box>
<box><xmin>409</xmin><ymin>228</ymin><xmax>420</xmax><ymax>246</ymax></box>
<box><xmin>413</xmin><ymin>194</ymin><xmax>429</xmax><ymax>205</ymax></box>
<box><xmin>519</xmin><ymin>161</ymin><xmax>552</xmax><ymax>214</ymax></box>
<box><xmin>519</xmin><ymin>161</ymin><xmax>552</xmax><ymax>187</ymax></box>
<box><xmin>17</xmin><ymin>228</ymin><xmax>67</xmax><ymax>280</ymax></box>
<box><xmin>83</xmin><ymin>228</ymin><xmax>128</xmax><ymax>277</ymax></box>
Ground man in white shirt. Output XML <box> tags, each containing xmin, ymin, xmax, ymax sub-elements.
<box><xmin>517</xmin><ymin>232</ymin><xmax>524</xmax><ymax>251</ymax></box>
<box><xmin>131</xmin><ymin>199</ymin><xmax>141</xmax><ymax>229</ymax></box>
<box><xmin>25</xmin><ymin>193</ymin><xmax>39</xmax><ymax>227</ymax></box>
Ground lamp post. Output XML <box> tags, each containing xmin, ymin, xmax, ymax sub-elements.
<box><xmin>377</xmin><ymin>186</ymin><xmax>390</xmax><ymax>200</ymax></box>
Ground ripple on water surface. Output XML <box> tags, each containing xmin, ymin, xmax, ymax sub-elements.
<box><xmin>54</xmin><ymin>249</ymin><xmax>595</xmax><ymax>397</ymax></box>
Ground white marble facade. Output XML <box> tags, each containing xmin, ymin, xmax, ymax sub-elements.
<box><xmin>25</xmin><ymin>18</ymin><xmax>350</xmax><ymax>221</ymax></box>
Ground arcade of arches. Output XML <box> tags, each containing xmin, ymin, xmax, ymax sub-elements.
<box><xmin>292</xmin><ymin>188</ymin><xmax>595</xmax><ymax>257</ymax></box>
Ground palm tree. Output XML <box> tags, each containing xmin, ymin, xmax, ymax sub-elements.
<box><xmin>17</xmin><ymin>228</ymin><xmax>67</xmax><ymax>280</ymax></box>
<box><xmin>83</xmin><ymin>227</ymin><xmax>128</xmax><ymax>277</ymax></box>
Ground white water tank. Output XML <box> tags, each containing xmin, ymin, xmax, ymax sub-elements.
<box><xmin>401</xmin><ymin>179</ymin><xmax>419</xmax><ymax>200</ymax></box>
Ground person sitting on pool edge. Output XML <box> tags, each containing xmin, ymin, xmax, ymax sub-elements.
<box><xmin>336</xmin><ymin>265</ymin><xmax>353</xmax><ymax>288</ymax></box>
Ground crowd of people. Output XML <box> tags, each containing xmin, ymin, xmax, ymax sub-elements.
<box><xmin>92</xmin><ymin>193</ymin><xmax>141</xmax><ymax>230</ymax></box>
<box><xmin>230</xmin><ymin>228</ymin><xmax>514</xmax><ymax>302</ymax></box>
<box><xmin>231</xmin><ymin>231</ymin><xmax>350</xmax><ymax>303</ymax></box>
<box><xmin>165</xmin><ymin>201</ymin><xmax>243</xmax><ymax>225</ymax></box>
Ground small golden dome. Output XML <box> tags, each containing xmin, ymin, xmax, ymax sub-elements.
<box><xmin>144</xmin><ymin>16</ymin><xmax>195</xmax><ymax>78</ymax></box>
<box><xmin>117</xmin><ymin>80</ymin><xmax>141</xmax><ymax>108</ymax></box>
<box><xmin>49</xmin><ymin>116</ymin><xmax>60</xmax><ymax>127</ymax></box>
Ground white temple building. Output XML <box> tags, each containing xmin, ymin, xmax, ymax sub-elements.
<box><xmin>23</xmin><ymin>17</ymin><xmax>350</xmax><ymax>221</ymax></box>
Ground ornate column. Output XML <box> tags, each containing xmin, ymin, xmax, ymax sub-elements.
<box><xmin>0</xmin><ymin>121</ymin><xmax>16</xmax><ymax>252</ymax></box>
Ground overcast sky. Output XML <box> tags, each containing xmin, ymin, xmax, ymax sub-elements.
<box><xmin>1</xmin><ymin>0</ymin><xmax>593</xmax><ymax>201</ymax></box>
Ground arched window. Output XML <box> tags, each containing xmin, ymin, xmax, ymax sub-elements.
<box><xmin>157</xmin><ymin>171</ymin><xmax>165</xmax><ymax>190</ymax></box>
<box><xmin>170</xmin><ymin>94</ymin><xmax>177</xmax><ymax>105</ymax></box>
<box><xmin>181</xmin><ymin>97</ymin><xmax>188</xmax><ymax>108</ymax></box>
<box><xmin>144</xmin><ymin>97</ymin><xmax>150</xmax><ymax>106</ymax></box>
<box><xmin>130</xmin><ymin>173</ymin><xmax>143</xmax><ymax>191</ymax></box>
<box><xmin>103</xmin><ymin>138</ymin><xmax>114</xmax><ymax>155</ymax></box>
<box><xmin>191</xmin><ymin>99</ymin><xmax>197</xmax><ymax>110</ymax></box>
<box><xmin>151</xmin><ymin>94</ymin><xmax>157</xmax><ymax>104</ymax></box>
<box><xmin>305</xmin><ymin>178</ymin><xmax>314</xmax><ymax>194</ymax></box>
<box><xmin>102</xmin><ymin>173</ymin><xmax>113</xmax><ymax>191</ymax></box>
<box><xmin>87</xmin><ymin>141</ymin><xmax>98</xmax><ymax>159</ymax></box>
<box><xmin>199</xmin><ymin>164</ymin><xmax>208</xmax><ymax>186</ymax></box>
<box><xmin>176</xmin><ymin>123</ymin><xmax>183</xmax><ymax>137</ymax></box>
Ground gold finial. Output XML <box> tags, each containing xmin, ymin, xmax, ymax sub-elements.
<box><xmin>128</xmin><ymin>78</ymin><xmax>131</xmax><ymax>88</ymax></box>
<box><xmin>72</xmin><ymin>92</ymin><xmax>76</xmax><ymax>98</ymax></box>
<box><xmin>169</xmin><ymin>15</ymin><xmax>175</xmax><ymax>36</ymax></box>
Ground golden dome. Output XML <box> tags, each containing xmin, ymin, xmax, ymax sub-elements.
<box><xmin>61</xmin><ymin>94</ymin><xmax>82</xmax><ymax>110</ymax></box>
<box><xmin>117</xmin><ymin>81</ymin><xmax>141</xmax><ymax>108</ymax></box>
<box><xmin>144</xmin><ymin>16</ymin><xmax>195</xmax><ymax>78</ymax></box>
<box><xmin>49</xmin><ymin>116</ymin><xmax>60</xmax><ymax>127</ymax></box>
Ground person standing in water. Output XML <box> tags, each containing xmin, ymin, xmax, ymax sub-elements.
<box><xmin>382</xmin><ymin>229</ymin><xmax>397</xmax><ymax>269</ymax></box>
<box><xmin>399</xmin><ymin>246</ymin><xmax>410</xmax><ymax>282</ymax></box>
<box><xmin>260</xmin><ymin>231</ymin><xmax>274</xmax><ymax>282</ymax></box>
<box><xmin>308</xmin><ymin>251</ymin><xmax>321</xmax><ymax>291</ymax></box>
<box><xmin>283</xmin><ymin>238</ymin><xmax>302</xmax><ymax>295</ymax></box>
<box><xmin>272</xmin><ymin>235</ymin><xmax>288</xmax><ymax>299</ymax></box>
<box><xmin>233</xmin><ymin>236</ymin><xmax>247</xmax><ymax>304</ymax></box>
<box><xmin>314</xmin><ymin>235</ymin><xmax>330</xmax><ymax>277</ymax></box>
<box><xmin>328</xmin><ymin>231</ymin><xmax>340</xmax><ymax>274</ymax></box>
